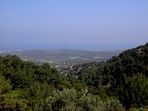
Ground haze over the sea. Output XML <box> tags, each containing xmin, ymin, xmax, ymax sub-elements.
<box><xmin>0</xmin><ymin>0</ymin><xmax>148</xmax><ymax>50</ymax></box>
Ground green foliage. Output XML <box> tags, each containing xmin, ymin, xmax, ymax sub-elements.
<box><xmin>67</xmin><ymin>43</ymin><xmax>148</xmax><ymax>109</ymax></box>
<box><xmin>0</xmin><ymin>43</ymin><xmax>148</xmax><ymax>110</ymax></box>
<box><xmin>0</xmin><ymin>55</ymin><xmax>71</xmax><ymax>110</ymax></box>
<box><xmin>45</xmin><ymin>88</ymin><xmax>125</xmax><ymax>111</ymax></box>
<box><xmin>0</xmin><ymin>74</ymin><xmax>11</xmax><ymax>94</ymax></box>
<box><xmin>116</xmin><ymin>74</ymin><xmax>148</xmax><ymax>109</ymax></box>
<box><xmin>104</xmin><ymin>99</ymin><xmax>125</xmax><ymax>111</ymax></box>
<box><xmin>0</xmin><ymin>75</ymin><xmax>27</xmax><ymax>111</ymax></box>
<box><xmin>129</xmin><ymin>107</ymin><xmax>148</xmax><ymax>111</ymax></box>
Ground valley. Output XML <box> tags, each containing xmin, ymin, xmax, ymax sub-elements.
<box><xmin>0</xmin><ymin>49</ymin><xmax>121</xmax><ymax>68</ymax></box>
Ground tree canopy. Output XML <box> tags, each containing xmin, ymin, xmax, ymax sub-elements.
<box><xmin>0</xmin><ymin>43</ymin><xmax>148</xmax><ymax>111</ymax></box>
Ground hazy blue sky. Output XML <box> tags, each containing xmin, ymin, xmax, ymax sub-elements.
<box><xmin>0</xmin><ymin>0</ymin><xmax>148</xmax><ymax>50</ymax></box>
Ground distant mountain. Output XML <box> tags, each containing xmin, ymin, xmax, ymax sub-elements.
<box><xmin>0</xmin><ymin>49</ymin><xmax>121</xmax><ymax>68</ymax></box>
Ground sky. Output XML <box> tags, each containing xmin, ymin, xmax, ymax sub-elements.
<box><xmin>0</xmin><ymin>0</ymin><xmax>148</xmax><ymax>50</ymax></box>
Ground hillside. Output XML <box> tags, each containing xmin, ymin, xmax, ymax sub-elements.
<box><xmin>69</xmin><ymin>43</ymin><xmax>148</xmax><ymax>81</ymax></box>
<box><xmin>67</xmin><ymin>43</ymin><xmax>148</xmax><ymax>109</ymax></box>
<box><xmin>61</xmin><ymin>43</ymin><xmax>148</xmax><ymax>76</ymax></box>
<box><xmin>0</xmin><ymin>43</ymin><xmax>148</xmax><ymax>111</ymax></box>
<box><xmin>0</xmin><ymin>55</ymin><xmax>127</xmax><ymax>111</ymax></box>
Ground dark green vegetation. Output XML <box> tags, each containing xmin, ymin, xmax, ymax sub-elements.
<box><xmin>0</xmin><ymin>43</ymin><xmax>148</xmax><ymax>111</ymax></box>
<box><xmin>68</xmin><ymin>43</ymin><xmax>148</xmax><ymax>110</ymax></box>
<box><xmin>0</xmin><ymin>55</ymin><xmax>125</xmax><ymax>111</ymax></box>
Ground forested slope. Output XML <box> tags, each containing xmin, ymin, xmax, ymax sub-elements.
<box><xmin>0</xmin><ymin>55</ymin><xmax>125</xmax><ymax>111</ymax></box>
<box><xmin>0</xmin><ymin>43</ymin><xmax>148</xmax><ymax>111</ymax></box>
<box><xmin>68</xmin><ymin>43</ymin><xmax>148</xmax><ymax>109</ymax></box>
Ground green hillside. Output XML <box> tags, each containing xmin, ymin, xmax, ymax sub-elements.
<box><xmin>68</xmin><ymin>43</ymin><xmax>148</xmax><ymax>109</ymax></box>
<box><xmin>0</xmin><ymin>43</ymin><xmax>148</xmax><ymax>111</ymax></box>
